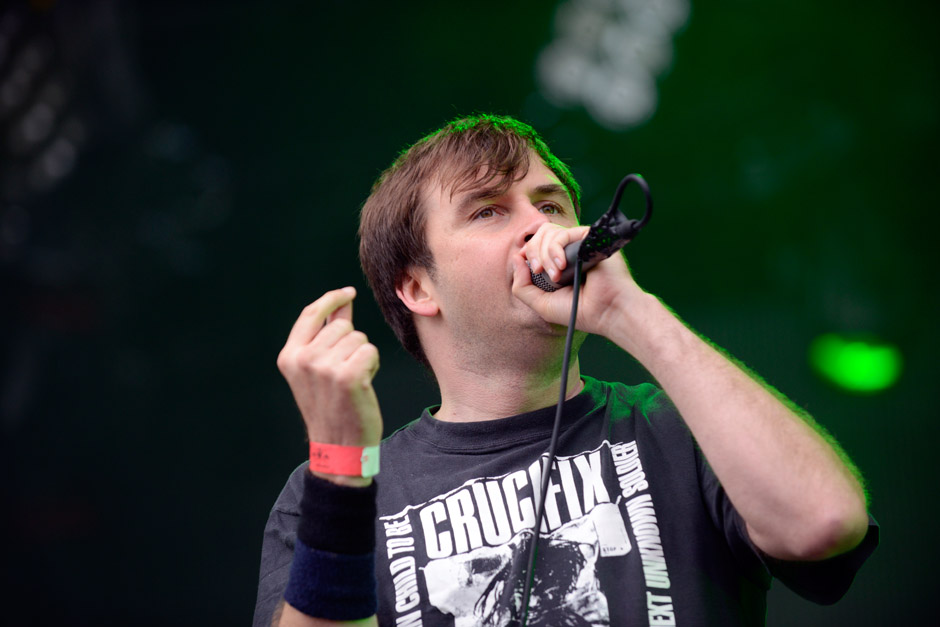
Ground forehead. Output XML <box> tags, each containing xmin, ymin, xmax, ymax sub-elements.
<box><xmin>424</xmin><ymin>153</ymin><xmax>565</xmax><ymax>212</ymax></box>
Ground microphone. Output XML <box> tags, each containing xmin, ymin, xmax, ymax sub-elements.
<box><xmin>529</xmin><ymin>173</ymin><xmax>653</xmax><ymax>292</ymax></box>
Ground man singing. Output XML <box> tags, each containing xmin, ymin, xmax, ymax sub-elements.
<box><xmin>254</xmin><ymin>114</ymin><xmax>877</xmax><ymax>626</ymax></box>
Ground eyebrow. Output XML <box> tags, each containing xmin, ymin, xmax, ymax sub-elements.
<box><xmin>453</xmin><ymin>183</ymin><xmax>572</xmax><ymax>215</ymax></box>
<box><xmin>532</xmin><ymin>183</ymin><xmax>572</xmax><ymax>201</ymax></box>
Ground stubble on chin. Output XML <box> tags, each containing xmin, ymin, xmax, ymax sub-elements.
<box><xmin>465</xmin><ymin>311</ymin><xmax>586</xmax><ymax>376</ymax></box>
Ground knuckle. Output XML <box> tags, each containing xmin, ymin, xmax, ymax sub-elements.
<box><xmin>541</xmin><ymin>223</ymin><xmax>561</xmax><ymax>236</ymax></box>
<box><xmin>304</xmin><ymin>288</ymin><xmax>346</xmax><ymax>316</ymax></box>
<box><xmin>276</xmin><ymin>347</ymin><xmax>297</xmax><ymax>372</ymax></box>
<box><xmin>305</xmin><ymin>355</ymin><xmax>331</xmax><ymax>376</ymax></box>
<box><xmin>302</xmin><ymin>301</ymin><xmax>323</xmax><ymax>317</ymax></box>
<box><xmin>363</xmin><ymin>344</ymin><xmax>380</xmax><ymax>371</ymax></box>
<box><xmin>350</xmin><ymin>330</ymin><xmax>368</xmax><ymax>344</ymax></box>
<box><xmin>359</xmin><ymin>343</ymin><xmax>378</xmax><ymax>361</ymax></box>
<box><xmin>333</xmin><ymin>364</ymin><xmax>359</xmax><ymax>387</ymax></box>
<box><xmin>329</xmin><ymin>318</ymin><xmax>354</xmax><ymax>334</ymax></box>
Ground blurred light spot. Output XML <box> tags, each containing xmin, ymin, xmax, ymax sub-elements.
<box><xmin>1</xmin><ymin>68</ymin><xmax>31</xmax><ymax>110</ymax></box>
<box><xmin>584</xmin><ymin>65</ymin><xmax>657</xmax><ymax>129</ymax></box>
<box><xmin>20</xmin><ymin>41</ymin><xmax>51</xmax><ymax>72</ymax></box>
<box><xmin>28</xmin><ymin>136</ymin><xmax>76</xmax><ymax>192</ymax></box>
<box><xmin>38</xmin><ymin>79</ymin><xmax>67</xmax><ymax>108</ymax></box>
<box><xmin>44</xmin><ymin>137</ymin><xmax>75</xmax><ymax>178</ymax></box>
<box><xmin>61</xmin><ymin>115</ymin><xmax>86</xmax><ymax>144</ymax></box>
<box><xmin>537</xmin><ymin>0</ymin><xmax>690</xmax><ymax>131</ymax></box>
<box><xmin>22</xmin><ymin>101</ymin><xmax>55</xmax><ymax>144</ymax></box>
<box><xmin>810</xmin><ymin>333</ymin><xmax>903</xmax><ymax>394</ymax></box>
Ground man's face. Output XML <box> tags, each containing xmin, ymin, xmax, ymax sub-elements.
<box><xmin>418</xmin><ymin>154</ymin><xmax>579</xmax><ymax>360</ymax></box>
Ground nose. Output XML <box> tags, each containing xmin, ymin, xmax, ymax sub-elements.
<box><xmin>518</xmin><ymin>205</ymin><xmax>550</xmax><ymax>248</ymax></box>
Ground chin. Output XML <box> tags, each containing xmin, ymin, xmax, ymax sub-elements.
<box><xmin>519</xmin><ymin>319</ymin><xmax>572</xmax><ymax>347</ymax></box>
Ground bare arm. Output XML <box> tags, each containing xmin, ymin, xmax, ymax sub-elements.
<box><xmin>515</xmin><ymin>225</ymin><xmax>869</xmax><ymax>561</ymax></box>
<box><xmin>602</xmin><ymin>292</ymin><xmax>868</xmax><ymax>560</ymax></box>
<box><xmin>275</xmin><ymin>599</ymin><xmax>378</xmax><ymax>627</ymax></box>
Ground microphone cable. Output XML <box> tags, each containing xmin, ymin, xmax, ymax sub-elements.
<box><xmin>517</xmin><ymin>174</ymin><xmax>652</xmax><ymax>627</ymax></box>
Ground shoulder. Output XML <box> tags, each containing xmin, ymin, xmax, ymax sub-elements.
<box><xmin>590</xmin><ymin>377</ymin><xmax>677</xmax><ymax>420</ymax></box>
<box><xmin>379</xmin><ymin>416</ymin><xmax>426</xmax><ymax>461</ymax></box>
<box><xmin>382</xmin><ymin>416</ymin><xmax>423</xmax><ymax>444</ymax></box>
<box><xmin>270</xmin><ymin>460</ymin><xmax>309</xmax><ymax>517</ymax></box>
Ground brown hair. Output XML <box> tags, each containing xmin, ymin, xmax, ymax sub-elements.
<box><xmin>358</xmin><ymin>113</ymin><xmax>581</xmax><ymax>367</ymax></box>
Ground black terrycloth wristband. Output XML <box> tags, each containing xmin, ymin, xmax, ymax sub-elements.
<box><xmin>284</xmin><ymin>471</ymin><xmax>379</xmax><ymax>620</ymax></box>
<box><xmin>297</xmin><ymin>470</ymin><xmax>377</xmax><ymax>554</ymax></box>
<box><xmin>284</xmin><ymin>537</ymin><xmax>378</xmax><ymax>620</ymax></box>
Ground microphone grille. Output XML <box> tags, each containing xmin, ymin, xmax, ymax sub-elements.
<box><xmin>530</xmin><ymin>270</ymin><xmax>558</xmax><ymax>292</ymax></box>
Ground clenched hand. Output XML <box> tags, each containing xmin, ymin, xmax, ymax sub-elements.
<box><xmin>276</xmin><ymin>287</ymin><xmax>383</xmax><ymax>485</ymax></box>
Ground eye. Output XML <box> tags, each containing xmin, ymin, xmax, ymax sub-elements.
<box><xmin>540</xmin><ymin>202</ymin><xmax>563</xmax><ymax>215</ymax></box>
<box><xmin>473</xmin><ymin>206</ymin><xmax>497</xmax><ymax>220</ymax></box>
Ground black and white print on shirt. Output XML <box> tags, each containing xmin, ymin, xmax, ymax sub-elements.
<box><xmin>378</xmin><ymin>439</ymin><xmax>676</xmax><ymax>627</ymax></box>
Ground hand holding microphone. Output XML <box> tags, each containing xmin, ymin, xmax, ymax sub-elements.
<box><xmin>529</xmin><ymin>173</ymin><xmax>653</xmax><ymax>291</ymax></box>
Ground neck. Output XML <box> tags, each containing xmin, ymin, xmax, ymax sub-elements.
<box><xmin>431</xmin><ymin>356</ymin><xmax>584</xmax><ymax>423</ymax></box>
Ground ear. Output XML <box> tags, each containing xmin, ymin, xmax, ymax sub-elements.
<box><xmin>396</xmin><ymin>267</ymin><xmax>440</xmax><ymax>317</ymax></box>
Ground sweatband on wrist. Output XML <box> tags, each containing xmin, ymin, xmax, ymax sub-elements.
<box><xmin>284</xmin><ymin>538</ymin><xmax>378</xmax><ymax>620</ymax></box>
<box><xmin>284</xmin><ymin>470</ymin><xmax>379</xmax><ymax>619</ymax></box>
<box><xmin>298</xmin><ymin>470</ymin><xmax>377</xmax><ymax>554</ymax></box>
<box><xmin>309</xmin><ymin>441</ymin><xmax>380</xmax><ymax>477</ymax></box>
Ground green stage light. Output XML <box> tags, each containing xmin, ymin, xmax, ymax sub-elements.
<box><xmin>809</xmin><ymin>333</ymin><xmax>903</xmax><ymax>394</ymax></box>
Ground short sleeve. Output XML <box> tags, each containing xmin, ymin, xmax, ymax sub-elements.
<box><xmin>252</xmin><ymin>463</ymin><xmax>307</xmax><ymax>627</ymax></box>
<box><xmin>762</xmin><ymin>515</ymin><xmax>879</xmax><ymax>605</ymax></box>
<box><xmin>695</xmin><ymin>445</ymin><xmax>879</xmax><ymax>604</ymax></box>
<box><xmin>695</xmin><ymin>445</ymin><xmax>774</xmax><ymax>591</ymax></box>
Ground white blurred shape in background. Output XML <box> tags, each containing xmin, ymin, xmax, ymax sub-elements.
<box><xmin>537</xmin><ymin>0</ymin><xmax>690</xmax><ymax>130</ymax></box>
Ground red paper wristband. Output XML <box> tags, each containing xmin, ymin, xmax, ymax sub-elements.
<box><xmin>309</xmin><ymin>442</ymin><xmax>380</xmax><ymax>478</ymax></box>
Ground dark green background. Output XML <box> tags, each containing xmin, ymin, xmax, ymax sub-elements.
<box><xmin>2</xmin><ymin>0</ymin><xmax>936</xmax><ymax>624</ymax></box>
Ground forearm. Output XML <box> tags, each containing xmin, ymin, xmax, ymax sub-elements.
<box><xmin>277</xmin><ymin>600</ymin><xmax>377</xmax><ymax>627</ymax></box>
<box><xmin>272</xmin><ymin>469</ymin><xmax>379</xmax><ymax>624</ymax></box>
<box><xmin>608</xmin><ymin>292</ymin><xmax>868</xmax><ymax>560</ymax></box>
<box><xmin>272</xmin><ymin>290</ymin><xmax>384</xmax><ymax>623</ymax></box>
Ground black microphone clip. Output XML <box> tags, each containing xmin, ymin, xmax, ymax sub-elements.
<box><xmin>530</xmin><ymin>173</ymin><xmax>653</xmax><ymax>292</ymax></box>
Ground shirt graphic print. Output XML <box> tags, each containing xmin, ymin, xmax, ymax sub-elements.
<box><xmin>376</xmin><ymin>439</ymin><xmax>676</xmax><ymax>627</ymax></box>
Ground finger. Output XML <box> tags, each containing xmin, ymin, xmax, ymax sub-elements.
<box><xmin>344</xmin><ymin>341</ymin><xmax>380</xmax><ymax>383</ymax></box>
<box><xmin>512</xmin><ymin>254</ymin><xmax>563</xmax><ymax>313</ymax></box>
<box><xmin>327</xmin><ymin>328</ymin><xmax>370</xmax><ymax>362</ymax></box>
<box><xmin>513</xmin><ymin>253</ymin><xmax>554</xmax><ymax>299</ymax></box>
<box><xmin>524</xmin><ymin>239</ymin><xmax>542</xmax><ymax>275</ymax></box>
<box><xmin>327</xmin><ymin>296</ymin><xmax>354</xmax><ymax>325</ymax></box>
<box><xmin>309</xmin><ymin>317</ymin><xmax>356</xmax><ymax>351</ymax></box>
<box><xmin>540</xmin><ymin>227</ymin><xmax>565</xmax><ymax>280</ymax></box>
<box><xmin>542</xmin><ymin>225</ymin><xmax>588</xmax><ymax>280</ymax></box>
<box><xmin>524</xmin><ymin>224</ymin><xmax>560</xmax><ymax>275</ymax></box>
<box><xmin>284</xmin><ymin>286</ymin><xmax>356</xmax><ymax>347</ymax></box>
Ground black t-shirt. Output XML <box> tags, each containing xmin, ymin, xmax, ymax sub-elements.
<box><xmin>254</xmin><ymin>377</ymin><xmax>878</xmax><ymax>626</ymax></box>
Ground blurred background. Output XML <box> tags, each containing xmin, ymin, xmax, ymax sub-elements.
<box><xmin>1</xmin><ymin>0</ymin><xmax>936</xmax><ymax>624</ymax></box>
